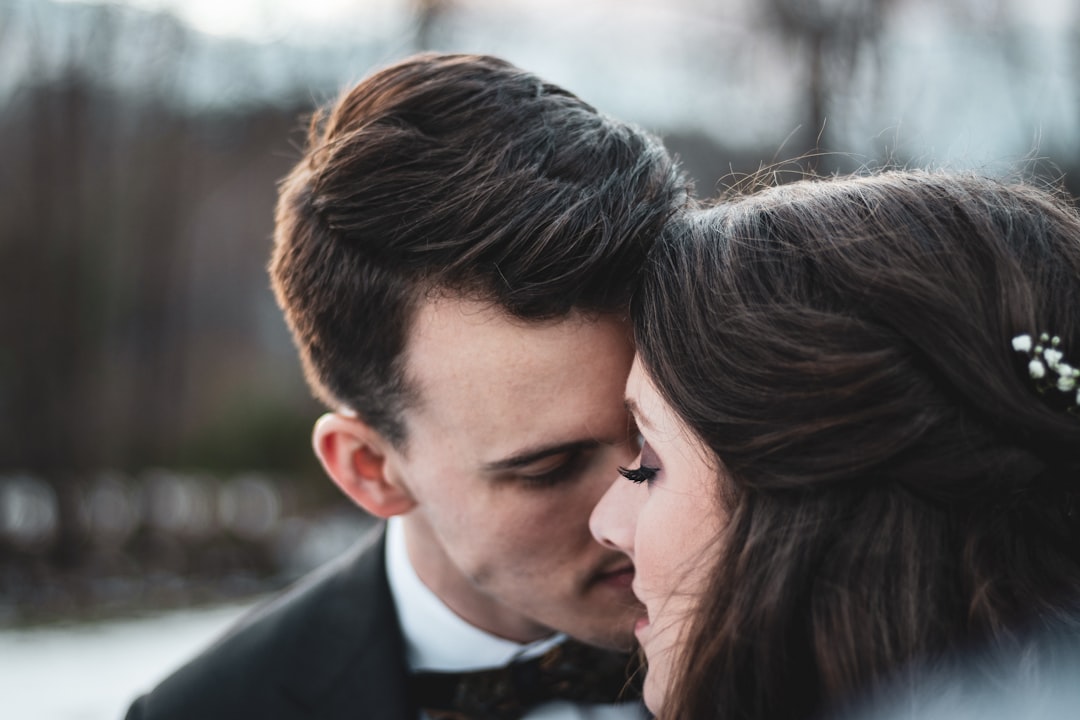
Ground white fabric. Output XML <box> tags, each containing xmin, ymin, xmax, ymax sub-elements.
<box><xmin>386</xmin><ymin>516</ymin><xmax>645</xmax><ymax>720</ymax></box>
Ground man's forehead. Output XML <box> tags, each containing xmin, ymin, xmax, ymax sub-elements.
<box><xmin>400</xmin><ymin>295</ymin><xmax>634</xmax><ymax>456</ymax></box>
<box><xmin>405</xmin><ymin>297</ymin><xmax>625</xmax><ymax>381</ymax></box>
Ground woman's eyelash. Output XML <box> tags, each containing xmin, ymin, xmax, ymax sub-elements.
<box><xmin>618</xmin><ymin>464</ymin><xmax>659</xmax><ymax>484</ymax></box>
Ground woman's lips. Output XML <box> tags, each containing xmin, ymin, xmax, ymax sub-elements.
<box><xmin>594</xmin><ymin>563</ymin><xmax>635</xmax><ymax>589</ymax></box>
<box><xmin>631</xmin><ymin>582</ymin><xmax>650</xmax><ymax>636</ymax></box>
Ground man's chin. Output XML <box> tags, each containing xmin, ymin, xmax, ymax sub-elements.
<box><xmin>562</xmin><ymin>606</ymin><xmax>642</xmax><ymax>652</ymax></box>
<box><xmin>594</xmin><ymin>626</ymin><xmax>640</xmax><ymax>653</ymax></box>
<box><xmin>580</xmin><ymin>583</ymin><xmax>646</xmax><ymax>651</ymax></box>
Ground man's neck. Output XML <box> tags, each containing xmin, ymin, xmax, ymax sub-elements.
<box><xmin>396</xmin><ymin>512</ymin><xmax>553</xmax><ymax>643</ymax></box>
<box><xmin>385</xmin><ymin>516</ymin><xmax>559</xmax><ymax>671</ymax></box>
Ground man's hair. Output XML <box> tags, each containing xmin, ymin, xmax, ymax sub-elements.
<box><xmin>634</xmin><ymin>170</ymin><xmax>1080</xmax><ymax>718</ymax></box>
<box><xmin>270</xmin><ymin>53</ymin><xmax>688</xmax><ymax>445</ymax></box>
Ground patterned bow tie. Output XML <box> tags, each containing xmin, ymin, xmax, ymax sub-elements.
<box><xmin>409</xmin><ymin>638</ymin><xmax>642</xmax><ymax>720</ymax></box>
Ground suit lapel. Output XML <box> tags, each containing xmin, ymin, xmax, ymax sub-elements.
<box><xmin>277</xmin><ymin>524</ymin><xmax>415</xmax><ymax>719</ymax></box>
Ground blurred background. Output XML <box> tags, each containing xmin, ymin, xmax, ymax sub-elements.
<box><xmin>1</xmin><ymin>0</ymin><xmax>1078</xmax><ymax>716</ymax></box>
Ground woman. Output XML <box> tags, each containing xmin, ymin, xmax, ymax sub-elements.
<box><xmin>591</xmin><ymin>170</ymin><xmax>1080</xmax><ymax>718</ymax></box>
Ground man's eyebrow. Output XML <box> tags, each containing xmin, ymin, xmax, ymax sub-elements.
<box><xmin>624</xmin><ymin>398</ymin><xmax>654</xmax><ymax>430</ymax></box>
<box><xmin>482</xmin><ymin>439</ymin><xmax>602</xmax><ymax>473</ymax></box>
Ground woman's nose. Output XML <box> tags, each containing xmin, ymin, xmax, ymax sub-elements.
<box><xmin>589</xmin><ymin>469</ymin><xmax>641</xmax><ymax>558</ymax></box>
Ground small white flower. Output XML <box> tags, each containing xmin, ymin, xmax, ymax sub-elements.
<box><xmin>1015</xmin><ymin>331</ymin><xmax>1080</xmax><ymax>410</ymax></box>
<box><xmin>1012</xmin><ymin>334</ymin><xmax>1033</xmax><ymax>353</ymax></box>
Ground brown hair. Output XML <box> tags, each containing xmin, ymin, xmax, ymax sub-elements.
<box><xmin>634</xmin><ymin>170</ymin><xmax>1080</xmax><ymax>718</ymax></box>
<box><xmin>271</xmin><ymin>53</ymin><xmax>688</xmax><ymax>445</ymax></box>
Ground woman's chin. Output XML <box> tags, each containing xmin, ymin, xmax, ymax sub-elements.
<box><xmin>642</xmin><ymin>671</ymin><xmax>666</xmax><ymax>716</ymax></box>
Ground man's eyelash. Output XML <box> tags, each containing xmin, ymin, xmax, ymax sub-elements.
<box><xmin>519</xmin><ymin>451</ymin><xmax>586</xmax><ymax>487</ymax></box>
<box><xmin>618</xmin><ymin>465</ymin><xmax>659</xmax><ymax>484</ymax></box>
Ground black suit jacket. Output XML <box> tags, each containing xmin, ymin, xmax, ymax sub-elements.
<box><xmin>126</xmin><ymin>525</ymin><xmax>415</xmax><ymax>719</ymax></box>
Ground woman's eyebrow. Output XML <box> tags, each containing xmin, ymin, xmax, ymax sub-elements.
<box><xmin>624</xmin><ymin>398</ymin><xmax>655</xmax><ymax>431</ymax></box>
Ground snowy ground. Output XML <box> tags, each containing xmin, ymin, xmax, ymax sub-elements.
<box><xmin>1</xmin><ymin>600</ymin><xmax>259</xmax><ymax>720</ymax></box>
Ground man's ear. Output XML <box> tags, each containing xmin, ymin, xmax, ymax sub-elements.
<box><xmin>312</xmin><ymin>413</ymin><xmax>417</xmax><ymax>518</ymax></box>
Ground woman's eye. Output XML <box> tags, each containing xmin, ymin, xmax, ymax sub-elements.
<box><xmin>618</xmin><ymin>464</ymin><xmax>659</xmax><ymax>485</ymax></box>
<box><xmin>639</xmin><ymin>440</ymin><xmax>661</xmax><ymax>470</ymax></box>
<box><xmin>618</xmin><ymin>439</ymin><xmax>662</xmax><ymax>485</ymax></box>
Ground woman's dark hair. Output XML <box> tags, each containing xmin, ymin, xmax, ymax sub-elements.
<box><xmin>634</xmin><ymin>170</ymin><xmax>1080</xmax><ymax>718</ymax></box>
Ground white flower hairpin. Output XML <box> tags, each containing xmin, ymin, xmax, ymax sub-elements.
<box><xmin>1012</xmin><ymin>332</ymin><xmax>1080</xmax><ymax>408</ymax></box>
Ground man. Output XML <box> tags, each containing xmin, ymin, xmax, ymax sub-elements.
<box><xmin>127</xmin><ymin>52</ymin><xmax>688</xmax><ymax>720</ymax></box>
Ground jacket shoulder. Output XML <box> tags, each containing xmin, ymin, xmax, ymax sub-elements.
<box><xmin>126</xmin><ymin>525</ymin><xmax>411</xmax><ymax>720</ymax></box>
